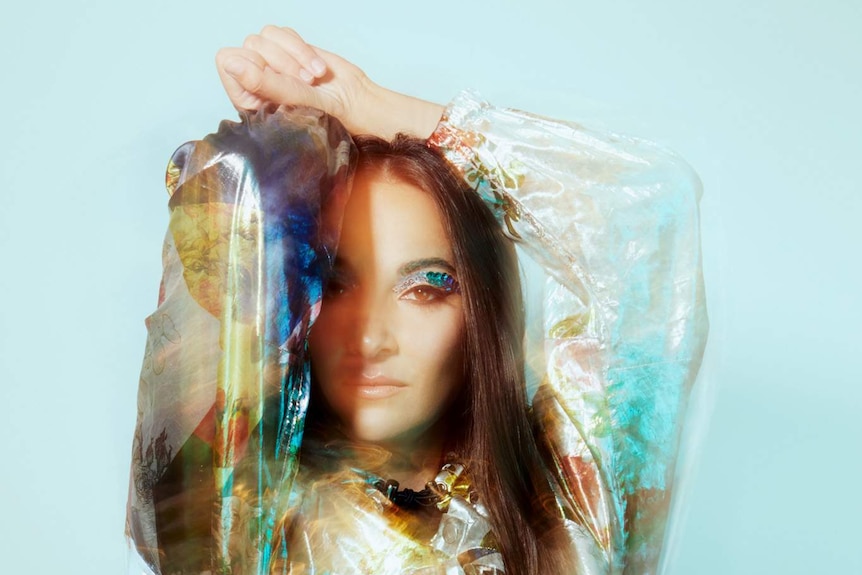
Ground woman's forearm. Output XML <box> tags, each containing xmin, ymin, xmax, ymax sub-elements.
<box><xmin>353</xmin><ymin>81</ymin><xmax>445</xmax><ymax>140</ymax></box>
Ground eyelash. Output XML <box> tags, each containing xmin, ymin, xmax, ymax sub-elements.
<box><xmin>393</xmin><ymin>271</ymin><xmax>460</xmax><ymax>304</ymax></box>
<box><xmin>322</xmin><ymin>271</ymin><xmax>355</xmax><ymax>299</ymax></box>
<box><xmin>398</xmin><ymin>284</ymin><xmax>449</xmax><ymax>304</ymax></box>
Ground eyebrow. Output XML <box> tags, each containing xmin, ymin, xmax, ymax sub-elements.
<box><xmin>398</xmin><ymin>257</ymin><xmax>456</xmax><ymax>276</ymax></box>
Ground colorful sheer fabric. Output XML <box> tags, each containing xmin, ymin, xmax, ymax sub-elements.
<box><xmin>126</xmin><ymin>107</ymin><xmax>353</xmax><ymax>574</ymax></box>
<box><xmin>429</xmin><ymin>92</ymin><xmax>707</xmax><ymax>574</ymax></box>
<box><xmin>126</xmin><ymin>93</ymin><xmax>707</xmax><ymax>574</ymax></box>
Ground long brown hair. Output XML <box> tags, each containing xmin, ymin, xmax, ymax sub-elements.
<box><xmin>351</xmin><ymin>134</ymin><xmax>567</xmax><ymax>574</ymax></box>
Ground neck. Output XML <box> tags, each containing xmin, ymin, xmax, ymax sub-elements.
<box><xmin>354</xmin><ymin>434</ymin><xmax>445</xmax><ymax>491</ymax></box>
<box><xmin>304</xmin><ymin>401</ymin><xmax>455</xmax><ymax>491</ymax></box>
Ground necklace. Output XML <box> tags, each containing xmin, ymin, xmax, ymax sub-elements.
<box><xmin>370</xmin><ymin>478</ymin><xmax>440</xmax><ymax>509</ymax></box>
<box><xmin>364</xmin><ymin>461</ymin><xmax>470</xmax><ymax>511</ymax></box>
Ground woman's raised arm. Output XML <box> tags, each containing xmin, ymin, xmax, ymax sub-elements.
<box><xmin>427</xmin><ymin>91</ymin><xmax>708</xmax><ymax>573</ymax></box>
<box><xmin>216</xmin><ymin>26</ymin><xmax>443</xmax><ymax>139</ymax></box>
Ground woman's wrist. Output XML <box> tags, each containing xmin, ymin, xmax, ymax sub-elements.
<box><xmin>351</xmin><ymin>80</ymin><xmax>445</xmax><ymax>140</ymax></box>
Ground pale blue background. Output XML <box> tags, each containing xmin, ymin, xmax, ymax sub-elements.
<box><xmin>1</xmin><ymin>1</ymin><xmax>859</xmax><ymax>573</ymax></box>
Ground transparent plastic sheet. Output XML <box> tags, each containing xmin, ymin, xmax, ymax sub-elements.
<box><xmin>429</xmin><ymin>92</ymin><xmax>709</xmax><ymax>574</ymax></box>
<box><xmin>127</xmin><ymin>93</ymin><xmax>708</xmax><ymax>575</ymax></box>
<box><xmin>126</xmin><ymin>107</ymin><xmax>354</xmax><ymax>574</ymax></box>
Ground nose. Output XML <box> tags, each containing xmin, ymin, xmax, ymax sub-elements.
<box><xmin>352</xmin><ymin>292</ymin><xmax>398</xmax><ymax>360</ymax></box>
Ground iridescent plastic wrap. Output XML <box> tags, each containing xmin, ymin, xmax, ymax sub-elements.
<box><xmin>127</xmin><ymin>92</ymin><xmax>707</xmax><ymax>575</ymax></box>
<box><xmin>126</xmin><ymin>107</ymin><xmax>354</xmax><ymax>574</ymax></box>
<box><xmin>429</xmin><ymin>92</ymin><xmax>708</xmax><ymax>574</ymax></box>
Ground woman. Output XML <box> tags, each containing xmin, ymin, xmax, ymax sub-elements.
<box><xmin>287</xmin><ymin>134</ymin><xmax>567</xmax><ymax>574</ymax></box>
<box><xmin>127</xmin><ymin>26</ymin><xmax>707</xmax><ymax>575</ymax></box>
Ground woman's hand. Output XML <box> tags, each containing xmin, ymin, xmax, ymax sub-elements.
<box><xmin>216</xmin><ymin>27</ymin><xmax>366</xmax><ymax>128</ymax></box>
<box><xmin>216</xmin><ymin>26</ymin><xmax>444</xmax><ymax>140</ymax></box>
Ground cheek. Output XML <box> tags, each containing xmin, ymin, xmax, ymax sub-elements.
<box><xmin>402</xmin><ymin>308</ymin><xmax>465</xmax><ymax>387</ymax></box>
<box><xmin>308</xmin><ymin>309</ymin><xmax>349</xmax><ymax>421</ymax></box>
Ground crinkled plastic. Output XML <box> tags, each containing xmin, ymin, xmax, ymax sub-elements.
<box><xmin>126</xmin><ymin>92</ymin><xmax>707</xmax><ymax>575</ymax></box>
<box><xmin>126</xmin><ymin>106</ymin><xmax>354</xmax><ymax>574</ymax></box>
<box><xmin>430</xmin><ymin>92</ymin><xmax>708</xmax><ymax>574</ymax></box>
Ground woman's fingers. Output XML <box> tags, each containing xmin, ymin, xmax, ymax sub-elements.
<box><xmin>217</xmin><ymin>45</ymin><xmax>325</xmax><ymax>111</ymax></box>
<box><xmin>216</xmin><ymin>26</ymin><xmax>332</xmax><ymax>112</ymax></box>
<box><xmin>259</xmin><ymin>26</ymin><xmax>327</xmax><ymax>81</ymax></box>
<box><xmin>253</xmin><ymin>68</ymin><xmax>324</xmax><ymax>110</ymax></box>
<box><xmin>242</xmin><ymin>34</ymin><xmax>309</xmax><ymax>83</ymax></box>
<box><xmin>215</xmin><ymin>26</ymin><xmax>372</xmax><ymax>125</ymax></box>
<box><xmin>215</xmin><ymin>48</ymin><xmax>268</xmax><ymax>110</ymax></box>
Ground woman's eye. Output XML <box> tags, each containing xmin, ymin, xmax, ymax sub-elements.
<box><xmin>394</xmin><ymin>271</ymin><xmax>460</xmax><ymax>304</ymax></box>
<box><xmin>323</xmin><ymin>277</ymin><xmax>353</xmax><ymax>298</ymax></box>
<box><xmin>400</xmin><ymin>286</ymin><xmax>444</xmax><ymax>303</ymax></box>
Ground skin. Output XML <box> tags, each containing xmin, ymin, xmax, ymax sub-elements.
<box><xmin>215</xmin><ymin>26</ymin><xmax>444</xmax><ymax>139</ymax></box>
<box><xmin>308</xmin><ymin>170</ymin><xmax>465</xmax><ymax>490</ymax></box>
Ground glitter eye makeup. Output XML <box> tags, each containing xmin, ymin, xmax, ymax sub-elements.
<box><xmin>393</xmin><ymin>270</ymin><xmax>461</xmax><ymax>299</ymax></box>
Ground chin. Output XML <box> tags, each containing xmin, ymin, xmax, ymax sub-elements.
<box><xmin>349</xmin><ymin>423</ymin><xmax>404</xmax><ymax>446</ymax></box>
<box><xmin>348</xmin><ymin>412</ymin><xmax>423</xmax><ymax>448</ymax></box>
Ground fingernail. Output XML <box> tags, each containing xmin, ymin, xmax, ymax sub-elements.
<box><xmin>299</xmin><ymin>68</ymin><xmax>314</xmax><ymax>83</ymax></box>
<box><xmin>310</xmin><ymin>58</ymin><xmax>326</xmax><ymax>76</ymax></box>
<box><xmin>224</xmin><ymin>58</ymin><xmax>245</xmax><ymax>77</ymax></box>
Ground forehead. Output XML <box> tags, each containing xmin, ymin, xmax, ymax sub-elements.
<box><xmin>336</xmin><ymin>172</ymin><xmax>453</xmax><ymax>271</ymax></box>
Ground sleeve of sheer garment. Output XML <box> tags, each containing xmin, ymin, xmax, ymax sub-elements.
<box><xmin>124</xmin><ymin>107</ymin><xmax>354</xmax><ymax>575</ymax></box>
<box><xmin>428</xmin><ymin>91</ymin><xmax>709</xmax><ymax>575</ymax></box>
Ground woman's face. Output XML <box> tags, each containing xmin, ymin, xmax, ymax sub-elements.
<box><xmin>309</xmin><ymin>170</ymin><xmax>465</xmax><ymax>449</ymax></box>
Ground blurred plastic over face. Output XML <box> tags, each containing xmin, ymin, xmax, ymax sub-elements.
<box><xmin>309</xmin><ymin>171</ymin><xmax>465</xmax><ymax>448</ymax></box>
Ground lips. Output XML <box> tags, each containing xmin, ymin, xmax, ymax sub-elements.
<box><xmin>344</xmin><ymin>373</ymin><xmax>407</xmax><ymax>400</ymax></box>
